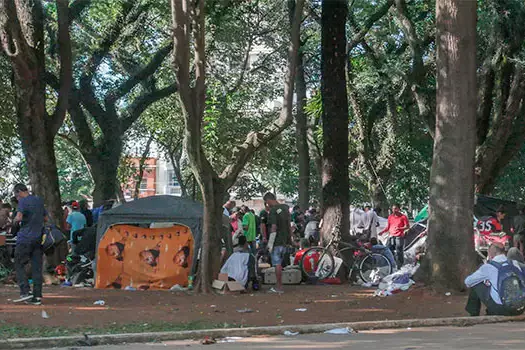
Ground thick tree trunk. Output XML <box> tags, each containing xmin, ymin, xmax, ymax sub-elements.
<box><xmin>370</xmin><ymin>185</ymin><xmax>388</xmax><ymax>215</ymax></box>
<box><xmin>89</xmin><ymin>140</ymin><xmax>122</xmax><ymax>206</ymax></box>
<box><xmin>17</xmin><ymin>85</ymin><xmax>63</xmax><ymax>227</ymax></box>
<box><xmin>320</xmin><ymin>0</ymin><xmax>350</xmax><ymax>249</ymax></box>
<box><xmin>427</xmin><ymin>0</ymin><xmax>478</xmax><ymax>290</ymax></box>
<box><xmin>296</xmin><ymin>50</ymin><xmax>310</xmax><ymax>211</ymax></box>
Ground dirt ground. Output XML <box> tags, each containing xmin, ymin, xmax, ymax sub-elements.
<box><xmin>0</xmin><ymin>283</ymin><xmax>468</xmax><ymax>331</ymax></box>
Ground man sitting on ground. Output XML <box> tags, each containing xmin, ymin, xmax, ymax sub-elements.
<box><xmin>220</xmin><ymin>236</ymin><xmax>257</xmax><ymax>290</ymax></box>
<box><xmin>465</xmin><ymin>243</ymin><xmax>525</xmax><ymax>316</ymax></box>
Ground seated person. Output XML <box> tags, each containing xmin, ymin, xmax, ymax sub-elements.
<box><xmin>465</xmin><ymin>243</ymin><xmax>525</xmax><ymax>316</ymax></box>
<box><xmin>370</xmin><ymin>237</ymin><xmax>396</xmax><ymax>269</ymax></box>
<box><xmin>304</xmin><ymin>218</ymin><xmax>320</xmax><ymax>246</ymax></box>
<box><xmin>220</xmin><ymin>236</ymin><xmax>257</xmax><ymax>289</ymax></box>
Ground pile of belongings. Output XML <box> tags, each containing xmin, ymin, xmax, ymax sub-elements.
<box><xmin>373</xmin><ymin>264</ymin><xmax>419</xmax><ymax>297</ymax></box>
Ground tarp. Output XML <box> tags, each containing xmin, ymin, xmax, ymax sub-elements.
<box><xmin>96</xmin><ymin>224</ymin><xmax>193</xmax><ymax>289</ymax></box>
<box><xmin>412</xmin><ymin>195</ymin><xmax>519</xmax><ymax>225</ymax></box>
<box><xmin>96</xmin><ymin>195</ymin><xmax>203</xmax><ymax>287</ymax></box>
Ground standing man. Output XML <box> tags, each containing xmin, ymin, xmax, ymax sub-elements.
<box><xmin>12</xmin><ymin>184</ymin><xmax>47</xmax><ymax>305</ymax></box>
<box><xmin>264</xmin><ymin>192</ymin><xmax>292</xmax><ymax>293</ymax></box>
<box><xmin>241</xmin><ymin>205</ymin><xmax>257</xmax><ymax>254</ymax></box>
<box><xmin>379</xmin><ymin>204</ymin><xmax>409</xmax><ymax>268</ymax></box>
<box><xmin>513</xmin><ymin>207</ymin><xmax>525</xmax><ymax>255</ymax></box>
<box><xmin>259</xmin><ymin>202</ymin><xmax>270</xmax><ymax>244</ymax></box>
<box><xmin>362</xmin><ymin>204</ymin><xmax>379</xmax><ymax>240</ymax></box>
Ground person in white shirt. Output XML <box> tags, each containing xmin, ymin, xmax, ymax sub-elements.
<box><xmin>220</xmin><ymin>236</ymin><xmax>257</xmax><ymax>289</ymax></box>
<box><xmin>465</xmin><ymin>243</ymin><xmax>525</xmax><ymax>316</ymax></box>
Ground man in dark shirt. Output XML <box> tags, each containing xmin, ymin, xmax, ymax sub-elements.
<box><xmin>264</xmin><ymin>192</ymin><xmax>291</xmax><ymax>293</ymax></box>
<box><xmin>12</xmin><ymin>184</ymin><xmax>47</xmax><ymax>305</ymax></box>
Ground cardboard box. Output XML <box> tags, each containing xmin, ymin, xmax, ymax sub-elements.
<box><xmin>218</xmin><ymin>273</ymin><xmax>229</xmax><ymax>282</ymax></box>
<box><xmin>212</xmin><ymin>279</ymin><xmax>245</xmax><ymax>294</ymax></box>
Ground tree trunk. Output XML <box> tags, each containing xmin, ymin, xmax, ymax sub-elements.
<box><xmin>370</xmin><ymin>184</ymin><xmax>388</xmax><ymax>215</ymax></box>
<box><xmin>296</xmin><ymin>49</ymin><xmax>310</xmax><ymax>211</ymax></box>
<box><xmin>320</xmin><ymin>0</ymin><xmax>350</xmax><ymax>249</ymax></box>
<box><xmin>427</xmin><ymin>0</ymin><xmax>478</xmax><ymax>290</ymax></box>
<box><xmin>17</xmin><ymin>84</ymin><xmax>63</xmax><ymax>226</ymax></box>
<box><xmin>195</xmin><ymin>175</ymin><xmax>225</xmax><ymax>293</ymax></box>
<box><xmin>89</xmin><ymin>140</ymin><xmax>122</xmax><ymax>206</ymax></box>
<box><xmin>2</xmin><ymin>0</ymin><xmax>64</xmax><ymax>227</ymax></box>
<box><xmin>167</xmin><ymin>151</ymin><xmax>188</xmax><ymax>197</ymax></box>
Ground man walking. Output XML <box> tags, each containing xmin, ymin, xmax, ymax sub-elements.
<box><xmin>12</xmin><ymin>184</ymin><xmax>47</xmax><ymax>305</ymax></box>
<box><xmin>264</xmin><ymin>192</ymin><xmax>292</xmax><ymax>293</ymax></box>
<box><xmin>379</xmin><ymin>204</ymin><xmax>409</xmax><ymax>268</ymax></box>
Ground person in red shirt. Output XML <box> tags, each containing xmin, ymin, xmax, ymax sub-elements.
<box><xmin>379</xmin><ymin>204</ymin><xmax>410</xmax><ymax>268</ymax></box>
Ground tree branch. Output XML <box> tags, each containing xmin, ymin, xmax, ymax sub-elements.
<box><xmin>121</xmin><ymin>83</ymin><xmax>178</xmax><ymax>132</ymax></box>
<box><xmin>69</xmin><ymin>0</ymin><xmax>92</xmax><ymax>24</ymax></box>
<box><xmin>105</xmin><ymin>42</ymin><xmax>173</xmax><ymax>108</ymax></box>
<box><xmin>347</xmin><ymin>0</ymin><xmax>394</xmax><ymax>52</ymax></box>
<box><xmin>80</xmin><ymin>0</ymin><xmax>141</xmax><ymax>85</ymax></box>
<box><xmin>220</xmin><ymin>0</ymin><xmax>305</xmax><ymax>188</ymax></box>
<box><xmin>49</xmin><ymin>0</ymin><xmax>73</xmax><ymax>136</ymax></box>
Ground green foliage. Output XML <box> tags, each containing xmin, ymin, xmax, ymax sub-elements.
<box><xmin>55</xmin><ymin>138</ymin><xmax>94</xmax><ymax>201</ymax></box>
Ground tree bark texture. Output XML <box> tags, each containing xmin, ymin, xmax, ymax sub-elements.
<box><xmin>320</xmin><ymin>0</ymin><xmax>350</xmax><ymax>248</ymax></box>
<box><xmin>427</xmin><ymin>0</ymin><xmax>478</xmax><ymax>290</ymax></box>
<box><xmin>295</xmin><ymin>49</ymin><xmax>310</xmax><ymax>211</ymax></box>
<box><xmin>0</xmin><ymin>0</ymin><xmax>73</xmax><ymax>226</ymax></box>
<box><xmin>133</xmin><ymin>136</ymin><xmax>154</xmax><ymax>200</ymax></box>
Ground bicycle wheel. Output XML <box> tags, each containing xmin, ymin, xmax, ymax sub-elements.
<box><xmin>358</xmin><ymin>253</ymin><xmax>392</xmax><ymax>284</ymax></box>
<box><xmin>300</xmin><ymin>247</ymin><xmax>335</xmax><ymax>280</ymax></box>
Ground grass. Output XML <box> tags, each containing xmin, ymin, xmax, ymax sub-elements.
<box><xmin>0</xmin><ymin>320</ymin><xmax>242</xmax><ymax>339</ymax></box>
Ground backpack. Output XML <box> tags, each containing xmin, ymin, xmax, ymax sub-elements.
<box><xmin>489</xmin><ymin>260</ymin><xmax>525</xmax><ymax>311</ymax></box>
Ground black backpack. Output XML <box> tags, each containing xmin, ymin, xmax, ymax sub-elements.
<box><xmin>489</xmin><ymin>260</ymin><xmax>525</xmax><ymax>311</ymax></box>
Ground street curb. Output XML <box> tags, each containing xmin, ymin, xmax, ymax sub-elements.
<box><xmin>2</xmin><ymin>315</ymin><xmax>525</xmax><ymax>349</ymax></box>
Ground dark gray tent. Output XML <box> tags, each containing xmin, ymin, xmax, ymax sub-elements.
<box><xmin>96</xmin><ymin>195</ymin><xmax>203</xmax><ymax>275</ymax></box>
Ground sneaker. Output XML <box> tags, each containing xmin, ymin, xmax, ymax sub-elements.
<box><xmin>25</xmin><ymin>297</ymin><xmax>42</xmax><ymax>306</ymax></box>
<box><xmin>13</xmin><ymin>293</ymin><xmax>33</xmax><ymax>303</ymax></box>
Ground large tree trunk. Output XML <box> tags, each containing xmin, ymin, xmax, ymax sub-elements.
<box><xmin>320</xmin><ymin>0</ymin><xmax>350</xmax><ymax>248</ymax></box>
<box><xmin>370</xmin><ymin>185</ymin><xmax>388</xmax><ymax>215</ymax></box>
<box><xmin>426</xmin><ymin>0</ymin><xmax>478</xmax><ymax>290</ymax></box>
<box><xmin>1</xmin><ymin>0</ymin><xmax>64</xmax><ymax>226</ymax></box>
<box><xmin>296</xmin><ymin>49</ymin><xmax>310</xmax><ymax>211</ymax></box>
<box><xmin>17</xmin><ymin>80</ymin><xmax>63</xmax><ymax>226</ymax></box>
<box><xmin>89</xmin><ymin>140</ymin><xmax>122</xmax><ymax>206</ymax></box>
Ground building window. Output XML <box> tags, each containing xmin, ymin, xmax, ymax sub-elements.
<box><xmin>139</xmin><ymin>178</ymin><xmax>148</xmax><ymax>191</ymax></box>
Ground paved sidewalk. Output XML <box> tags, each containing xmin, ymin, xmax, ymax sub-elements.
<box><xmin>41</xmin><ymin>321</ymin><xmax>525</xmax><ymax>350</ymax></box>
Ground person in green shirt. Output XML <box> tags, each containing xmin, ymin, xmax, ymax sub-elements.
<box><xmin>241</xmin><ymin>205</ymin><xmax>257</xmax><ymax>254</ymax></box>
<box><xmin>263</xmin><ymin>192</ymin><xmax>291</xmax><ymax>293</ymax></box>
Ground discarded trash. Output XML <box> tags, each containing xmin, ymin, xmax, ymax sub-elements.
<box><xmin>210</xmin><ymin>305</ymin><xmax>217</xmax><ymax>308</ymax></box>
<box><xmin>124</xmin><ymin>286</ymin><xmax>136</xmax><ymax>291</ymax></box>
<box><xmin>236</xmin><ymin>308</ymin><xmax>253</xmax><ymax>313</ymax></box>
<box><xmin>284</xmin><ymin>331</ymin><xmax>299</xmax><ymax>336</ymax></box>
<box><xmin>295</xmin><ymin>308</ymin><xmax>307</xmax><ymax>312</ymax></box>
<box><xmin>407</xmin><ymin>327</ymin><xmax>412</xmax><ymax>330</ymax></box>
<box><xmin>362</xmin><ymin>282</ymin><xmax>374</xmax><ymax>288</ymax></box>
<box><xmin>41</xmin><ymin>310</ymin><xmax>50</xmax><ymax>319</ymax></box>
<box><xmin>218</xmin><ymin>337</ymin><xmax>243</xmax><ymax>343</ymax></box>
<box><xmin>324</xmin><ymin>327</ymin><xmax>356</xmax><ymax>335</ymax></box>
<box><xmin>170</xmin><ymin>284</ymin><xmax>187</xmax><ymax>292</ymax></box>
<box><xmin>445</xmin><ymin>292</ymin><xmax>451</xmax><ymax>296</ymax></box>
<box><xmin>201</xmin><ymin>336</ymin><xmax>216</xmax><ymax>345</ymax></box>
<box><xmin>61</xmin><ymin>281</ymin><xmax>72</xmax><ymax>287</ymax></box>
<box><xmin>93</xmin><ymin>300</ymin><xmax>105</xmax><ymax>306</ymax></box>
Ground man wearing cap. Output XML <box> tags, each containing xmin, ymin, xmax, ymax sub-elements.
<box><xmin>66</xmin><ymin>201</ymin><xmax>87</xmax><ymax>253</ymax></box>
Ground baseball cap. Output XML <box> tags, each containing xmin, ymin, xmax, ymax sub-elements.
<box><xmin>71</xmin><ymin>201</ymin><xmax>80</xmax><ymax>210</ymax></box>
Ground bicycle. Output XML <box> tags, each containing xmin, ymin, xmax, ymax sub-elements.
<box><xmin>300</xmin><ymin>236</ymin><xmax>393</xmax><ymax>283</ymax></box>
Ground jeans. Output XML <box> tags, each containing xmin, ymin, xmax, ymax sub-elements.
<box><xmin>388</xmin><ymin>236</ymin><xmax>404</xmax><ymax>268</ymax></box>
<box><xmin>15</xmin><ymin>241</ymin><xmax>43</xmax><ymax>298</ymax></box>
<box><xmin>465</xmin><ymin>283</ymin><xmax>523</xmax><ymax>316</ymax></box>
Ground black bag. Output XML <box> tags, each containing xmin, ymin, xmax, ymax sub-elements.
<box><xmin>41</xmin><ymin>224</ymin><xmax>66</xmax><ymax>252</ymax></box>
